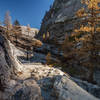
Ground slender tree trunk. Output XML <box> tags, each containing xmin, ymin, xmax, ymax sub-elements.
<box><xmin>28</xmin><ymin>31</ymin><xmax>29</xmax><ymax>36</ymax></box>
<box><xmin>88</xmin><ymin>7</ymin><xmax>96</xmax><ymax>82</ymax></box>
<box><xmin>33</xmin><ymin>46</ymin><xmax>34</xmax><ymax>56</ymax></box>
<box><xmin>88</xmin><ymin>64</ymin><xmax>94</xmax><ymax>82</ymax></box>
<box><xmin>15</xmin><ymin>35</ymin><xmax>17</xmax><ymax>46</ymax></box>
<box><xmin>27</xmin><ymin>48</ymin><xmax>29</xmax><ymax>60</ymax></box>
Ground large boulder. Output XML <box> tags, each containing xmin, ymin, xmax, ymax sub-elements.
<box><xmin>11</xmin><ymin>79</ymin><xmax>42</xmax><ymax>100</ymax></box>
<box><xmin>0</xmin><ymin>79</ymin><xmax>42</xmax><ymax>100</ymax></box>
<box><xmin>21</xmin><ymin>26</ymin><xmax>39</xmax><ymax>37</ymax></box>
<box><xmin>53</xmin><ymin>76</ymin><xmax>99</xmax><ymax>100</ymax></box>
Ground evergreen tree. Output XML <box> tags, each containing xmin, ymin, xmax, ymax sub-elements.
<box><xmin>13</xmin><ymin>19</ymin><xmax>20</xmax><ymax>26</ymax></box>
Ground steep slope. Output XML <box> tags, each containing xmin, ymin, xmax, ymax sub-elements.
<box><xmin>38</xmin><ymin>0</ymin><xmax>82</xmax><ymax>44</ymax></box>
<box><xmin>0</xmin><ymin>33</ymin><xmax>42</xmax><ymax>100</ymax></box>
<box><xmin>0</xmin><ymin>34</ymin><xmax>15</xmax><ymax>91</ymax></box>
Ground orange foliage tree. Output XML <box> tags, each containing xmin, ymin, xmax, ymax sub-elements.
<box><xmin>73</xmin><ymin>0</ymin><xmax>100</xmax><ymax>82</ymax></box>
<box><xmin>13</xmin><ymin>20</ymin><xmax>21</xmax><ymax>46</ymax></box>
<box><xmin>4</xmin><ymin>11</ymin><xmax>12</xmax><ymax>38</ymax></box>
<box><xmin>46</xmin><ymin>52</ymin><xmax>52</xmax><ymax>65</ymax></box>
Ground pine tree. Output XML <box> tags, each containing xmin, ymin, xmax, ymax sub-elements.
<box><xmin>13</xmin><ymin>19</ymin><xmax>20</xmax><ymax>26</ymax></box>
<box><xmin>73</xmin><ymin>0</ymin><xmax>100</xmax><ymax>82</ymax></box>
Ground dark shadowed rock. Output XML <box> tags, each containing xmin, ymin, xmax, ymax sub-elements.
<box><xmin>0</xmin><ymin>33</ymin><xmax>42</xmax><ymax>100</ymax></box>
<box><xmin>11</xmin><ymin>79</ymin><xmax>42</xmax><ymax>100</ymax></box>
<box><xmin>0</xmin><ymin>33</ymin><xmax>15</xmax><ymax>91</ymax></box>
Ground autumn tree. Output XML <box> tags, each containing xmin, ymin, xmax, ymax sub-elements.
<box><xmin>42</xmin><ymin>32</ymin><xmax>50</xmax><ymax>43</ymax></box>
<box><xmin>43</xmin><ymin>33</ymin><xmax>46</xmax><ymax>41</ymax></box>
<box><xmin>4</xmin><ymin>11</ymin><xmax>12</xmax><ymax>38</ymax></box>
<box><xmin>4</xmin><ymin>11</ymin><xmax>12</xmax><ymax>30</ymax></box>
<box><xmin>73</xmin><ymin>0</ymin><xmax>100</xmax><ymax>82</ymax></box>
<box><xmin>62</xmin><ymin>35</ymin><xmax>76</xmax><ymax>63</ymax></box>
<box><xmin>46</xmin><ymin>52</ymin><xmax>52</xmax><ymax>65</ymax></box>
<box><xmin>13</xmin><ymin>19</ymin><xmax>21</xmax><ymax>45</ymax></box>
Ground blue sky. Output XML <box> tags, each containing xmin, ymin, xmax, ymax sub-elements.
<box><xmin>0</xmin><ymin>0</ymin><xmax>54</xmax><ymax>29</ymax></box>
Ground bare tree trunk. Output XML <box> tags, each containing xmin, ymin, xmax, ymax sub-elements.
<box><xmin>15</xmin><ymin>35</ymin><xmax>17</xmax><ymax>46</ymax></box>
<box><xmin>27</xmin><ymin>48</ymin><xmax>29</xmax><ymax>60</ymax></box>
<box><xmin>88</xmin><ymin>64</ymin><xmax>94</xmax><ymax>83</ymax></box>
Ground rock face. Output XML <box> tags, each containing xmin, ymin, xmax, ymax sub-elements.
<box><xmin>21</xmin><ymin>26</ymin><xmax>39</xmax><ymax>37</ymax></box>
<box><xmin>0</xmin><ymin>34</ymin><xmax>15</xmax><ymax>91</ymax></box>
<box><xmin>11</xmin><ymin>79</ymin><xmax>42</xmax><ymax>100</ymax></box>
<box><xmin>37</xmin><ymin>0</ymin><xmax>82</xmax><ymax>44</ymax></box>
<box><xmin>53</xmin><ymin>76</ymin><xmax>99</xmax><ymax>100</ymax></box>
<box><xmin>0</xmin><ymin>30</ymin><xmax>100</xmax><ymax>100</ymax></box>
<box><xmin>0</xmin><ymin>33</ymin><xmax>42</xmax><ymax>100</ymax></box>
<box><xmin>72</xmin><ymin>78</ymin><xmax>100</xmax><ymax>98</ymax></box>
<box><xmin>0</xmin><ymin>79</ymin><xmax>42</xmax><ymax>100</ymax></box>
<box><xmin>37</xmin><ymin>0</ymin><xmax>100</xmax><ymax>91</ymax></box>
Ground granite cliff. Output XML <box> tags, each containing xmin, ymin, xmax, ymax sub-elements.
<box><xmin>38</xmin><ymin>0</ymin><xmax>83</xmax><ymax>44</ymax></box>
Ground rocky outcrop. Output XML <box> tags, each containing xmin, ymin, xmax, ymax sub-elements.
<box><xmin>53</xmin><ymin>76</ymin><xmax>99</xmax><ymax>100</ymax></box>
<box><xmin>9</xmin><ymin>79</ymin><xmax>42</xmax><ymax>100</ymax></box>
<box><xmin>21</xmin><ymin>26</ymin><xmax>39</xmax><ymax>37</ymax></box>
<box><xmin>0</xmin><ymin>79</ymin><xmax>42</xmax><ymax>100</ymax></box>
<box><xmin>0</xmin><ymin>33</ymin><xmax>42</xmax><ymax>100</ymax></box>
<box><xmin>37</xmin><ymin>0</ymin><xmax>100</xmax><ymax>88</ymax></box>
<box><xmin>0</xmin><ymin>34</ymin><xmax>15</xmax><ymax>91</ymax></box>
<box><xmin>37</xmin><ymin>0</ymin><xmax>83</xmax><ymax>44</ymax></box>
<box><xmin>72</xmin><ymin>78</ymin><xmax>100</xmax><ymax>98</ymax></box>
<box><xmin>0</xmin><ymin>30</ymin><xmax>100</xmax><ymax>100</ymax></box>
